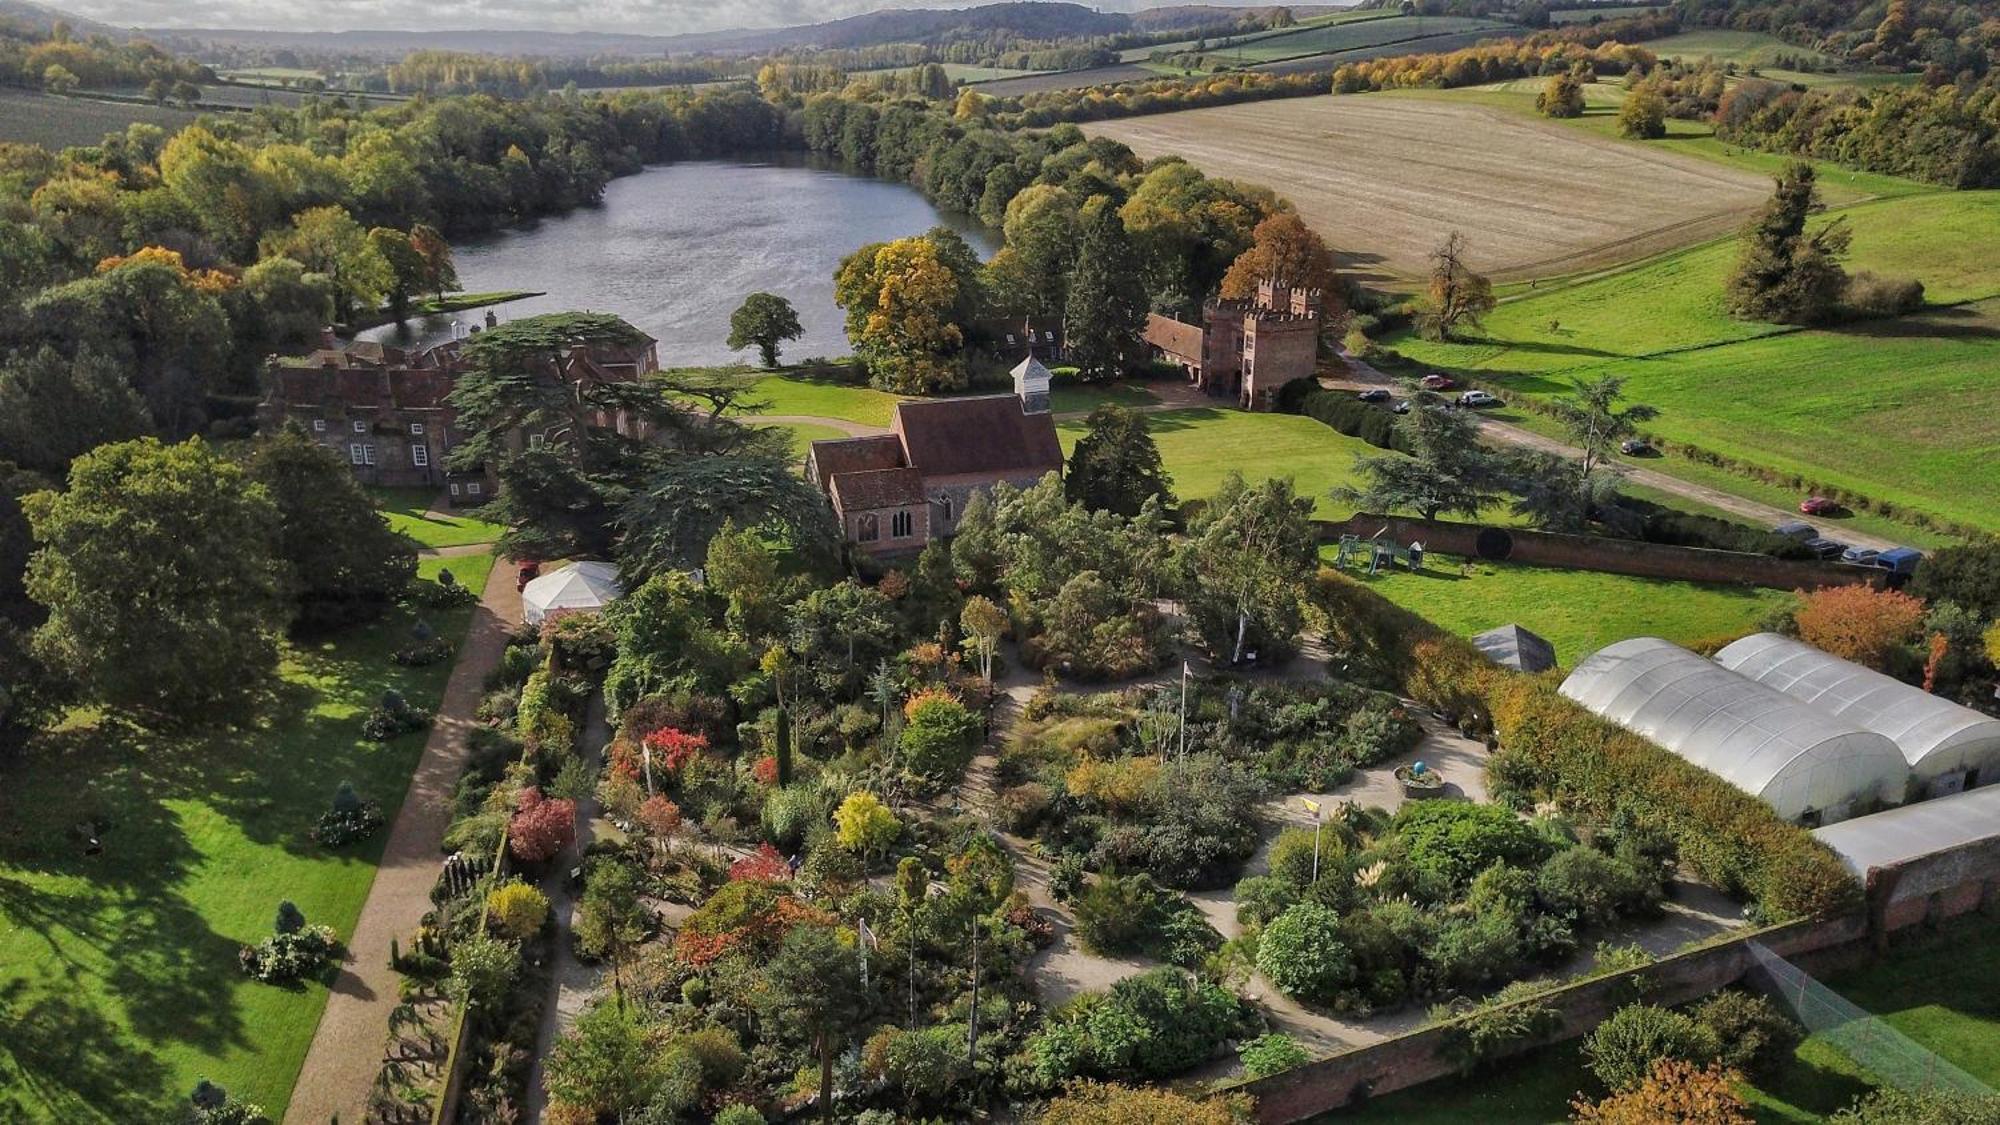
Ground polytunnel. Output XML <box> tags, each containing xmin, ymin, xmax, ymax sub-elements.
<box><xmin>1559</xmin><ymin>637</ymin><xmax>1909</xmax><ymax>824</ymax></box>
<box><xmin>1716</xmin><ymin>633</ymin><xmax>2000</xmax><ymax>798</ymax></box>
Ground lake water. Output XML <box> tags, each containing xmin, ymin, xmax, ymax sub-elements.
<box><xmin>361</xmin><ymin>156</ymin><xmax>997</xmax><ymax>367</ymax></box>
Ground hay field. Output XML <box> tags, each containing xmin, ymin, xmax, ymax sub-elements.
<box><xmin>1083</xmin><ymin>94</ymin><xmax>1773</xmax><ymax>284</ymax></box>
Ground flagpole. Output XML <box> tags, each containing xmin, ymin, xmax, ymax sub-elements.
<box><xmin>1178</xmin><ymin>661</ymin><xmax>1189</xmax><ymax>757</ymax></box>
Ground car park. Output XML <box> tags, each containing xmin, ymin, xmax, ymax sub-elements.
<box><xmin>1358</xmin><ymin>387</ymin><xmax>1392</xmax><ymax>403</ymax></box>
<box><xmin>1459</xmin><ymin>390</ymin><xmax>1501</xmax><ymax>408</ymax></box>
<box><xmin>1421</xmin><ymin>374</ymin><xmax>1456</xmax><ymax>390</ymax></box>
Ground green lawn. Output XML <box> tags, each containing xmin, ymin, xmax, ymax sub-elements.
<box><xmin>369</xmin><ymin>487</ymin><xmax>505</xmax><ymax>549</ymax></box>
<box><xmin>1644</xmin><ymin>29</ymin><xmax>1835</xmax><ymax>68</ymax></box>
<box><xmin>1331</xmin><ymin>547</ymin><xmax>1796</xmax><ymax>666</ymax></box>
<box><xmin>758</xmin><ymin>421</ymin><xmax>851</xmax><ymax>457</ymax></box>
<box><xmin>1060</xmin><ymin>407</ymin><xmax>1378</xmax><ymax>518</ymax></box>
<box><xmin>736</xmin><ymin>373</ymin><xmax>902</xmax><ymax>428</ymax></box>
<box><xmin>1385</xmin><ymin>190</ymin><xmax>2000</xmax><ymax>533</ymax></box>
<box><xmin>1325</xmin><ymin>916</ymin><xmax>2000</xmax><ymax>1123</ymax></box>
<box><xmin>0</xmin><ymin>563</ymin><xmax>493</xmax><ymax>1121</ymax></box>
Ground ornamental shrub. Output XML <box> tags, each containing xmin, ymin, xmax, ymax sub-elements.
<box><xmin>1239</xmin><ymin>1032</ymin><xmax>1311</xmax><ymax>1078</ymax></box>
<box><xmin>834</xmin><ymin>791</ymin><xmax>901</xmax><ymax>855</ymax></box>
<box><xmin>1584</xmin><ymin>1003</ymin><xmax>1721</xmax><ymax>1091</ymax></box>
<box><xmin>313</xmin><ymin>781</ymin><xmax>385</xmax><ymax>845</ymax></box>
<box><xmin>1027</xmin><ymin>968</ymin><xmax>1249</xmax><ymax>1085</ymax></box>
<box><xmin>239</xmin><ymin>924</ymin><xmax>338</xmax><ymax>984</ymax></box>
<box><xmin>899</xmin><ymin>691</ymin><xmax>980</xmax><ymax>787</ymax></box>
<box><xmin>508</xmin><ymin>788</ymin><xmax>577</xmax><ymax>864</ymax></box>
<box><xmin>1394</xmin><ymin>801</ymin><xmax>1553</xmax><ymax>891</ymax></box>
<box><xmin>486</xmin><ymin>881</ymin><xmax>551</xmax><ymax>941</ymax></box>
<box><xmin>1572</xmin><ymin>1058</ymin><xmax>1751</xmax><ymax>1124</ymax></box>
<box><xmin>1256</xmin><ymin>903</ymin><xmax>1354</xmax><ymax>1005</ymax></box>
<box><xmin>1692</xmin><ymin>991</ymin><xmax>1800</xmax><ymax>1077</ymax></box>
<box><xmin>713</xmin><ymin>1106</ymin><xmax>765</xmax><ymax>1125</ymax></box>
<box><xmin>1536</xmin><ymin>845</ymin><xmax>1655</xmax><ymax>927</ymax></box>
<box><xmin>445</xmin><ymin>933</ymin><xmax>522</xmax><ymax>1012</ymax></box>
<box><xmin>274</xmin><ymin>901</ymin><xmax>305</xmax><ymax>934</ymax></box>
<box><xmin>761</xmin><ymin>785</ymin><xmax>823</xmax><ymax>851</ymax></box>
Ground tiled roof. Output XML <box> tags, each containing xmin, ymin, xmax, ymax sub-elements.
<box><xmin>1143</xmin><ymin>313</ymin><xmax>1204</xmax><ymax>361</ymax></box>
<box><xmin>831</xmin><ymin>467</ymin><xmax>926</xmax><ymax>512</ymax></box>
<box><xmin>893</xmin><ymin>395</ymin><xmax>1061</xmax><ymax>479</ymax></box>
<box><xmin>810</xmin><ymin>434</ymin><xmax>905</xmax><ymax>480</ymax></box>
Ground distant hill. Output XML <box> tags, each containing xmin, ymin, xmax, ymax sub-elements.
<box><xmin>0</xmin><ymin>0</ymin><xmax>120</xmax><ymax>37</ymax></box>
<box><xmin>144</xmin><ymin>3</ymin><xmax>1322</xmax><ymax>59</ymax></box>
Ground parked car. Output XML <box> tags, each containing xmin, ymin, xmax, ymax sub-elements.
<box><xmin>1459</xmin><ymin>390</ymin><xmax>1501</xmax><ymax>408</ymax></box>
<box><xmin>1393</xmin><ymin>399</ymin><xmax>1412</xmax><ymax>414</ymax></box>
<box><xmin>1873</xmin><ymin>547</ymin><xmax>1923</xmax><ymax>580</ymax></box>
<box><xmin>1421</xmin><ymin>374</ymin><xmax>1456</xmax><ymax>390</ymax></box>
<box><xmin>1804</xmin><ymin>537</ymin><xmax>1848</xmax><ymax>560</ymax></box>
<box><xmin>1358</xmin><ymin>387</ymin><xmax>1392</xmax><ymax>403</ymax></box>
<box><xmin>1618</xmin><ymin>438</ymin><xmax>1653</xmax><ymax>455</ymax></box>
<box><xmin>1799</xmin><ymin>495</ymin><xmax>1841</xmax><ymax>516</ymax></box>
<box><xmin>1772</xmin><ymin>520</ymin><xmax>1817</xmax><ymax>541</ymax></box>
<box><xmin>1841</xmin><ymin>546</ymin><xmax>1882</xmax><ymax>566</ymax></box>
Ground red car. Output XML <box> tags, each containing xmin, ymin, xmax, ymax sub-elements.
<box><xmin>1799</xmin><ymin>496</ymin><xmax>1840</xmax><ymax>516</ymax></box>
<box><xmin>1420</xmin><ymin>374</ymin><xmax>1456</xmax><ymax>391</ymax></box>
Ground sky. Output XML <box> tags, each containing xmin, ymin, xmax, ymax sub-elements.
<box><xmin>55</xmin><ymin>0</ymin><xmax>1166</xmax><ymax>36</ymax></box>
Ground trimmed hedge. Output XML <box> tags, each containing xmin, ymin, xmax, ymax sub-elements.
<box><xmin>1284</xmin><ymin>384</ymin><xmax>1411</xmax><ymax>454</ymax></box>
<box><xmin>1314</xmin><ymin>569</ymin><xmax>1857</xmax><ymax>921</ymax></box>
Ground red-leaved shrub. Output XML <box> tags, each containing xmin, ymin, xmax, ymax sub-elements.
<box><xmin>508</xmin><ymin>788</ymin><xmax>577</xmax><ymax>863</ymax></box>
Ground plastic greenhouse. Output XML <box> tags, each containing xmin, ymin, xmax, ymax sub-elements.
<box><xmin>1560</xmin><ymin>638</ymin><xmax>1908</xmax><ymax>824</ymax></box>
<box><xmin>1716</xmin><ymin>633</ymin><xmax>2000</xmax><ymax>798</ymax></box>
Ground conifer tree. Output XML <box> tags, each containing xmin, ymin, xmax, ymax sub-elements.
<box><xmin>1727</xmin><ymin>162</ymin><xmax>1849</xmax><ymax>325</ymax></box>
<box><xmin>1063</xmin><ymin>201</ymin><xmax>1147</xmax><ymax>381</ymax></box>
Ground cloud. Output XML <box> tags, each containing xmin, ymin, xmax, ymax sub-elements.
<box><xmin>56</xmin><ymin>0</ymin><xmax>1154</xmax><ymax>36</ymax></box>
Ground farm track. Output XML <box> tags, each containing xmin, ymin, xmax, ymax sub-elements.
<box><xmin>1084</xmin><ymin>98</ymin><xmax>1772</xmax><ymax>285</ymax></box>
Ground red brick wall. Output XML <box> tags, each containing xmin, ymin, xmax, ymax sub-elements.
<box><xmin>1316</xmin><ymin>514</ymin><xmax>1886</xmax><ymax>591</ymax></box>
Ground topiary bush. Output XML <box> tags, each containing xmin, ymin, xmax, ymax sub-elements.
<box><xmin>1584</xmin><ymin>1002</ymin><xmax>1722</xmax><ymax>1091</ymax></box>
<box><xmin>312</xmin><ymin>780</ymin><xmax>385</xmax><ymax>846</ymax></box>
<box><xmin>361</xmin><ymin>689</ymin><xmax>433</xmax><ymax>741</ymax></box>
<box><xmin>239</xmin><ymin>904</ymin><xmax>339</xmax><ymax>986</ymax></box>
<box><xmin>486</xmin><ymin>881</ymin><xmax>551</xmax><ymax>941</ymax></box>
<box><xmin>1693</xmin><ymin>990</ymin><xmax>1801</xmax><ymax>1077</ymax></box>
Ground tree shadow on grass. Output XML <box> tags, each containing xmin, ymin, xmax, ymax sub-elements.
<box><xmin>0</xmin><ymin>978</ymin><xmax>175</xmax><ymax>1122</ymax></box>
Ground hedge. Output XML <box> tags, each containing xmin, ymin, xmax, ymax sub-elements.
<box><xmin>1283</xmin><ymin>383</ymin><xmax>1411</xmax><ymax>454</ymax></box>
<box><xmin>1314</xmin><ymin>569</ymin><xmax>1857</xmax><ymax>921</ymax></box>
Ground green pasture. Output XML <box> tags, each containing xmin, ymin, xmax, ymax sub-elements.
<box><xmin>0</xmin><ymin>566</ymin><xmax>491</xmax><ymax>1121</ymax></box>
<box><xmin>0</xmin><ymin>87</ymin><xmax>199</xmax><ymax>150</ymax></box>
<box><xmin>1325</xmin><ymin>916</ymin><xmax>2000</xmax><ymax>1123</ymax></box>
<box><xmin>1208</xmin><ymin>15</ymin><xmax>1514</xmax><ymax>64</ymax></box>
<box><xmin>1644</xmin><ymin>29</ymin><xmax>1835</xmax><ymax>68</ymax></box>
<box><xmin>1331</xmin><ymin>547</ymin><xmax>1796</xmax><ymax>665</ymax></box>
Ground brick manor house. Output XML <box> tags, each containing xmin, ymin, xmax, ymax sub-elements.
<box><xmin>806</xmin><ymin>356</ymin><xmax>1063</xmax><ymax>557</ymax></box>
<box><xmin>258</xmin><ymin>313</ymin><xmax>660</xmax><ymax>505</ymax></box>
<box><xmin>1142</xmin><ymin>278</ymin><xmax>1324</xmax><ymax>410</ymax></box>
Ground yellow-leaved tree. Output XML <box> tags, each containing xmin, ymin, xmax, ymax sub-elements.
<box><xmin>834</xmin><ymin>236</ymin><xmax>965</xmax><ymax>394</ymax></box>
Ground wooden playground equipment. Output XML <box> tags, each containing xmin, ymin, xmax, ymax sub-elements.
<box><xmin>1332</xmin><ymin>532</ymin><xmax>1425</xmax><ymax>575</ymax></box>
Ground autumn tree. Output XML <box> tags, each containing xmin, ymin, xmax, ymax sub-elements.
<box><xmin>1727</xmin><ymin>162</ymin><xmax>1850</xmax><ymax>325</ymax></box>
<box><xmin>1794</xmin><ymin>585</ymin><xmax>1926</xmax><ymax>669</ymax></box>
<box><xmin>366</xmin><ymin>226</ymin><xmax>426</xmax><ymax>322</ymax></box>
<box><xmin>25</xmin><ymin>438</ymin><xmax>286</xmax><ymax>724</ymax></box>
<box><xmin>993</xmin><ymin>183</ymin><xmax>1079</xmax><ymax>318</ymax></box>
<box><xmin>508</xmin><ymin>788</ymin><xmax>578</xmax><ymax>863</ymax></box>
<box><xmin>835</xmin><ymin>236</ymin><xmax>966</xmax><ymax>394</ymax></box>
<box><xmin>258</xmin><ymin>205</ymin><xmax>391</xmax><ymax>323</ymax></box>
<box><xmin>959</xmin><ymin>595</ymin><xmax>1007</xmax><ymax>683</ymax></box>
<box><xmin>1219</xmin><ymin>210</ymin><xmax>1342</xmax><ymax>306</ymax></box>
<box><xmin>1538</xmin><ymin>71</ymin><xmax>1586</xmax><ymax>118</ymax></box>
<box><xmin>1418</xmin><ymin>231</ymin><xmax>1495</xmax><ymax>341</ymax></box>
<box><xmin>409</xmin><ymin>223</ymin><xmax>458</xmax><ymax>301</ymax></box>
<box><xmin>1572</xmin><ymin>1059</ymin><xmax>1750</xmax><ymax>1125</ymax></box>
<box><xmin>1618</xmin><ymin>88</ymin><xmax>1668</xmax><ymax>138</ymax></box>
<box><xmin>1065</xmin><ymin>199</ymin><xmax>1147</xmax><ymax>381</ymax></box>
<box><xmin>1121</xmin><ymin>160</ymin><xmax>1266</xmax><ymax>312</ymax></box>
<box><xmin>1040</xmin><ymin>1082</ymin><xmax>1252</xmax><ymax>1125</ymax></box>
<box><xmin>726</xmin><ymin>291</ymin><xmax>804</xmax><ymax>368</ymax></box>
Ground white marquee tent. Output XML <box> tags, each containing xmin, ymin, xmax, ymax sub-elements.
<box><xmin>1560</xmin><ymin>637</ymin><xmax>1908</xmax><ymax>824</ymax></box>
<box><xmin>521</xmin><ymin>561</ymin><xmax>624</xmax><ymax>626</ymax></box>
<box><xmin>1717</xmin><ymin>633</ymin><xmax>2000</xmax><ymax>797</ymax></box>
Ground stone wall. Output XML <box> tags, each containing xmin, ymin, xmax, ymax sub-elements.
<box><xmin>1316</xmin><ymin>514</ymin><xmax>1885</xmax><ymax>591</ymax></box>
<box><xmin>1229</xmin><ymin>914</ymin><xmax>1870</xmax><ymax>1123</ymax></box>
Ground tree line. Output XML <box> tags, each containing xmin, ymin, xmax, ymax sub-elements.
<box><xmin>0</xmin><ymin>20</ymin><xmax>212</xmax><ymax>93</ymax></box>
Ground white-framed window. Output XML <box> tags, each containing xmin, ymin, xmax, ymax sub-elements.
<box><xmin>467</xmin><ymin>481</ymin><xmax>483</xmax><ymax>496</ymax></box>
<box><xmin>1004</xmin><ymin>333</ymin><xmax>1016</xmax><ymax>345</ymax></box>
<box><xmin>312</xmin><ymin>418</ymin><xmax>326</xmax><ymax>433</ymax></box>
<box><xmin>857</xmin><ymin>513</ymin><xmax>879</xmax><ymax>542</ymax></box>
<box><xmin>528</xmin><ymin>434</ymin><xmax>546</xmax><ymax>450</ymax></box>
<box><xmin>349</xmin><ymin>443</ymin><xmax>365</xmax><ymax>465</ymax></box>
<box><xmin>411</xmin><ymin>444</ymin><xmax>429</xmax><ymax>468</ymax></box>
<box><xmin>892</xmin><ymin>510</ymin><xmax>913</xmax><ymax>539</ymax></box>
<box><xmin>352</xmin><ymin>420</ymin><xmax>367</xmax><ymax>433</ymax></box>
<box><xmin>450</xmin><ymin>482</ymin><xmax>461</xmax><ymax>497</ymax></box>
<box><xmin>410</xmin><ymin>423</ymin><xmax>425</xmax><ymax>435</ymax></box>
<box><xmin>940</xmin><ymin>496</ymin><xmax>954</xmax><ymax>521</ymax></box>
<box><xmin>362</xmin><ymin>444</ymin><xmax>376</xmax><ymax>466</ymax></box>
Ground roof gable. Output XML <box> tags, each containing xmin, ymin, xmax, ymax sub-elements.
<box><xmin>893</xmin><ymin>395</ymin><xmax>1062</xmax><ymax>479</ymax></box>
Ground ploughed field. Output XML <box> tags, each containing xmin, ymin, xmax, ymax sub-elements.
<box><xmin>1082</xmin><ymin>94</ymin><xmax>1773</xmax><ymax>284</ymax></box>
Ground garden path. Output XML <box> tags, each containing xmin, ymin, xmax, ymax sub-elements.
<box><xmin>285</xmin><ymin>556</ymin><xmax>521</xmax><ymax>1125</ymax></box>
<box><xmin>523</xmin><ymin>694</ymin><xmax>614</xmax><ymax>1124</ymax></box>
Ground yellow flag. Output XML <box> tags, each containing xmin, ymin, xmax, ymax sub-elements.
<box><xmin>1299</xmin><ymin>797</ymin><xmax>1321</xmax><ymax>819</ymax></box>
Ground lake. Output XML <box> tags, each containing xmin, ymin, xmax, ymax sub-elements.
<box><xmin>361</xmin><ymin>156</ymin><xmax>997</xmax><ymax>366</ymax></box>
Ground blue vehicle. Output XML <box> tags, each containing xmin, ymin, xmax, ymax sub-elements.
<box><xmin>1873</xmin><ymin>547</ymin><xmax>1922</xmax><ymax>579</ymax></box>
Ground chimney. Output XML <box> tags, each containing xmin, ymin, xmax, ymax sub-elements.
<box><xmin>1010</xmin><ymin>354</ymin><xmax>1051</xmax><ymax>415</ymax></box>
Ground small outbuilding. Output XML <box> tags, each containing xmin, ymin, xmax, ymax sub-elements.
<box><xmin>1472</xmin><ymin>624</ymin><xmax>1557</xmax><ymax>674</ymax></box>
<box><xmin>521</xmin><ymin>560</ymin><xmax>624</xmax><ymax>626</ymax></box>
<box><xmin>1716</xmin><ymin>633</ymin><xmax>2000</xmax><ymax>798</ymax></box>
<box><xmin>1560</xmin><ymin>637</ymin><xmax>1908</xmax><ymax>824</ymax></box>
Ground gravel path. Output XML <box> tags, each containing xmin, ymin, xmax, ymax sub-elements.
<box><xmin>284</xmin><ymin>557</ymin><xmax>521</xmax><ymax>1125</ymax></box>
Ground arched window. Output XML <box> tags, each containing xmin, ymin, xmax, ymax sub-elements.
<box><xmin>891</xmin><ymin>510</ymin><xmax>913</xmax><ymax>539</ymax></box>
<box><xmin>857</xmin><ymin>513</ymin><xmax>879</xmax><ymax>542</ymax></box>
<box><xmin>940</xmin><ymin>495</ymin><xmax>954</xmax><ymax>522</ymax></box>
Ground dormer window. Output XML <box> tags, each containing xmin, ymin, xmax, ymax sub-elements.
<box><xmin>352</xmin><ymin>420</ymin><xmax>367</xmax><ymax>433</ymax></box>
<box><xmin>410</xmin><ymin>423</ymin><xmax>425</xmax><ymax>435</ymax></box>
<box><xmin>312</xmin><ymin>419</ymin><xmax>326</xmax><ymax>433</ymax></box>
